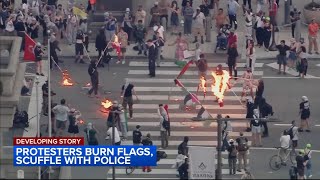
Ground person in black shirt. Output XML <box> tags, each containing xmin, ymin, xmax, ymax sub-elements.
<box><xmin>276</xmin><ymin>40</ymin><xmax>290</xmax><ymax>74</ymax></box>
<box><xmin>227</xmin><ymin>42</ymin><xmax>238</xmax><ymax>78</ymax></box>
<box><xmin>259</xmin><ymin>98</ymin><xmax>273</xmax><ymax>137</ymax></box>
<box><xmin>132</xmin><ymin>125</ymin><xmax>142</xmax><ymax>145</ymax></box>
<box><xmin>296</xmin><ymin>150</ymin><xmax>307</xmax><ymax>179</ymax></box>
<box><xmin>87</xmin><ymin>60</ymin><xmax>99</xmax><ymax>97</ymax></box>
<box><xmin>41</xmin><ymin>80</ymin><xmax>56</xmax><ymax>116</ymax></box>
<box><xmin>121</xmin><ymin>82</ymin><xmax>138</xmax><ymax>119</ymax></box>
<box><xmin>141</xmin><ymin>133</ymin><xmax>153</xmax><ymax>172</ymax></box>
<box><xmin>75</xmin><ymin>30</ymin><xmax>85</xmax><ymax>64</ymax></box>
<box><xmin>254</xmin><ymin>79</ymin><xmax>264</xmax><ymax>108</ymax></box>
<box><xmin>251</xmin><ymin>109</ymin><xmax>262</xmax><ymax>146</ymax></box>
<box><xmin>299</xmin><ymin>96</ymin><xmax>311</xmax><ymax>132</ymax></box>
<box><xmin>34</xmin><ymin>43</ymin><xmax>44</xmax><ymax>76</ymax></box>
<box><xmin>49</xmin><ymin>33</ymin><xmax>61</xmax><ymax>69</ymax></box>
<box><xmin>147</xmin><ymin>39</ymin><xmax>157</xmax><ymax>77</ymax></box>
<box><xmin>178</xmin><ymin>157</ymin><xmax>189</xmax><ymax>179</ymax></box>
<box><xmin>227</xmin><ymin>139</ymin><xmax>237</xmax><ymax>175</ymax></box>
<box><xmin>14</xmin><ymin>16</ymin><xmax>26</xmax><ymax>51</ymax></box>
<box><xmin>95</xmin><ymin>28</ymin><xmax>107</xmax><ymax>67</ymax></box>
<box><xmin>200</xmin><ymin>0</ymin><xmax>212</xmax><ymax>42</ymax></box>
<box><xmin>246</xmin><ymin>97</ymin><xmax>254</xmax><ymax>132</ymax></box>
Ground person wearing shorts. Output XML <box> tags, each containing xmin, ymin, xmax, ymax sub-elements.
<box><xmin>276</xmin><ymin>40</ymin><xmax>290</xmax><ymax>74</ymax></box>
<box><xmin>296</xmin><ymin>150</ymin><xmax>306</xmax><ymax>179</ymax></box>
<box><xmin>192</xmin><ymin>7</ymin><xmax>205</xmax><ymax>44</ymax></box>
<box><xmin>52</xmin><ymin>99</ymin><xmax>70</xmax><ymax>137</ymax></box>
<box><xmin>75</xmin><ymin>30</ymin><xmax>85</xmax><ymax>63</ymax></box>
<box><xmin>250</xmin><ymin>109</ymin><xmax>262</xmax><ymax>147</ymax></box>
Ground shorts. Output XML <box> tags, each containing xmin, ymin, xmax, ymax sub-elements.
<box><xmin>198</xmin><ymin>71</ymin><xmax>207</xmax><ymax>77</ymax></box>
<box><xmin>251</xmin><ymin>126</ymin><xmax>261</xmax><ymax>133</ymax></box>
<box><xmin>277</xmin><ymin>55</ymin><xmax>287</xmax><ymax>65</ymax></box>
<box><xmin>292</xmin><ymin>140</ymin><xmax>298</xmax><ymax>148</ymax></box>
<box><xmin>297</xmin><ymin>168</ymin><xmax>304</xmax><ymax>177</ymax></box>
<box><xmin>75</xmin><ymin>43</ymin><xmax>84</xmax><ymax>55</ymax></box>
<box><xmin>301</xmin><ymin>110</ymin><xmax>310</xmax><ymax>119</ymax></box>
<box><xmin>121</xmin><ymin>48</ymin><xmax>126</xmax><ymax>53</ymax></box>
<box><xmin>192</xmin><ymin>28</ymin><xmax>204</xmax><ymax>36</ymax></box>
<box><xmin>288</xmin><ymin>51</ymin><xmax>297</xmax><ymax>61</ymax></box>
<box><xmin>56</xmin><ymin>120</ymin><xmax>67</xmax><ymax>130</ymax></box>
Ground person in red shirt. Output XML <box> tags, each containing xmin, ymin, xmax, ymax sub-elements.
<box><xmin>308</xmin><ymin>18</ymin><xmax>319</xmax><ymax>54</ymax></box>
<box><xmin>227</xmin><ymin>30</ymin><xmax>238</xmax><ymax>49</ymax></box>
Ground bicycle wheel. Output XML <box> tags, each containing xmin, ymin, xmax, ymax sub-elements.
<box><xmin>269</xmin><ymin>155</ymin><xmax>282</xmax><ymax>171</ymax></box>
<box><xmin>125</xmin><ymin>166</ymin><xmax>135</xmax><ymax>175</ymax></box>
<box><xmin>290</xmin><ymin>150</ymin><xmax>297</xmax><ymax>164</ymax></box>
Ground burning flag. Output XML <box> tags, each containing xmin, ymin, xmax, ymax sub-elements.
<box><xmin>62</xmin><ymin>70</ymin><xmax>74</xmax><ymax>86</ymax></box>
<box><xmin>211</xmin><ymin>69</ymin><xmax>231</xmax><ymax>107</ymax></box>
<box><xmin>101</xmin><ymin>99</ymin><xmax>113</xmax><ymax>109</ymax></box>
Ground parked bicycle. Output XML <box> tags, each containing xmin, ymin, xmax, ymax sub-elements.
<box><xmin>269</xmin><ymin>146</ymin><xmax>297</xmax><ymax>171</ymax></box>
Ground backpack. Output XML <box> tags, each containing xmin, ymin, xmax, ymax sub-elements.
<box><xmin>230</xmin><ymin>146</ymin><xmax>237</xmax><ymax>157</ymax></box>
<box><xmin>157</xmin><ymin>150</ymin><xmax>167</xmax><ymax>160</ymax></box>
<box><xmin>132</xmin><ymin>130</ymin><xmax>142</xmax><ymax>143</ymax></box>
<box><xmin>162</xmin><ymin>119</ymin><xmax>170</xmax><ymax>130</ymax></box>
<box><xmin>287</xmin><ymin>126</ymin><xmax>294</xmax><ymax>140</ymax></box>
<box><xmin>237</xmin><ymin>137</ymin><xmax>249</xmax><ymax>151</ymax></box>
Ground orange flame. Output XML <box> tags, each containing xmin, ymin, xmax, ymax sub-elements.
<box><xmin>211</xmin><ymin>70</ymin><xmax>230</xmax><ymax>104</ymax></box>
<box><xmin>62</xmin><ymin>78</ymin><xmax>74</xmax><ymax>86</ymax></box>
<box><xmin>101</xmin><ymin>99</ymin><xmax>113</xmax><ymax>109</ymax></box>
<box><xmin>200</xmin><ymin>76</ymin><xmax>206</xmax><ymax>93</ymax></box>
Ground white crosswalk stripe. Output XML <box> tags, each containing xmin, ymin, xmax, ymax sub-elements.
<box><xmin>109</xmin><ymin>60</ymin><xmax>264</xmax><ymax>179</ymax></box>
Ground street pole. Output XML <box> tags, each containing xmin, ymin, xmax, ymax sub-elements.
<box><xmin>284</xmin><ymin>0</ymin><xmax>291</xmax><ymax>24</ymax></box>
<box><xmin>112</xmin><ymin>111</ymin><xmax>115</xmax><ymax>180</ymax></box>
<box><xmin>268</xmin><ymin>24</ymin><xmax>277</xmax><ymax>51</ymax></box>
<box><xmin>216</xmin><ymin>114</ymin><xmax>222</xmax><ymax>180</ymax></box>
<box><xmin>47</xmin><ymin>30</ymin><xmax>54</xmax><ymax>179</ymax></box>
<box><xmin>295</xmin><ymin>13</ymin><xmax>302</xmax><ymax>42</ymax></box>
<box><xmin>35</xmin><ymin>77</ymin><xmax>41</xmax><ymax>180</ymax></box>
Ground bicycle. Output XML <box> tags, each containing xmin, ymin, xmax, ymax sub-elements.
<box><xmin>269</xmin><ymin>147</ymin><xmax>297</xmax><ymax>171</ymax></box>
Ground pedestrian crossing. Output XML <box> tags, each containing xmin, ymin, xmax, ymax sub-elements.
<box><xmin>107</xmin><ymin>60</ymin><xmax>265</xmax><ymax>179</ymax></box>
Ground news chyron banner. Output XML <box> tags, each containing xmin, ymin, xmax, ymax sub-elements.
<box><xmin>13</xmin><ymin>137</ymin><xmax>157</xmax><ymax>166</ymax></box>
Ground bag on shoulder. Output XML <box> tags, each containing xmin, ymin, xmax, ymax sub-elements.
<box><xmin>287</xmin><ymin>126</ymin><xmax>294</xmax><ymax>140</ymax></box>
<box><xmin>237</xmin><ymin>137</ymin><xmax>249</xmax><ymax>151</ymax></box>
<box><xmin>162</xmin><ymin>119</ymin><xmax>170</xmax><ymax>130</ymax></box>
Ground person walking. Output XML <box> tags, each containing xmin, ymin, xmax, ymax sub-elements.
<box><xmin>227</xmin><ymin>139</ymin><xmax>238</xmax><ymax>175</ymax></box>
<box><xmin>95</xmin><ymin>28</ymin><xmax>107</xmax><ymax>67</ymax></box>
<box><xmin>132</xmin><ymin>125</ymin><xmax>142</xmax><ymax>145</ymax></box>
<box><xmin>158</xmin><ymin>104</ymin><xmax>170</xmax><ymax>136</ymax></box>
<box><xmin>262</xmin><ymin>17</ymin><xmax>272</xmax><ymax>51</ymax></box>
<box><xmin>288</xmin><ymin>120</ymin><xmax>299</xmax><ymax>151</ymax></box>
<box><xmin>121</xmin><ymin>82</ymin><xmax>138</xmax><ymax>119</ymax></box>
<box><xmin>147</xmin><ymin>39</ymin><xmax>157</xmax><ymax>77</ymax></box>
<box><xmin>84</xmin><ymin>122</ymin><xmax>99</xmax><ymax>145</ymax></box>
<box><xmin>178</xmin><ymin>136</ymin><xmax>189</xmax><ymax>156</ymax></box>
<box><xmin>227</xmin><ymin>0</ymin><xmax>240</xmax><ymax>30</ymax></box>
<box><xmin>117</xmin><ymin>27</ymin><xmax>128</xmax><ymax>64</ymax></box>
<box><xmin>159</xmin><ymin>106</ymin><xmax>169</xmax><ymax>149</ymax></box>
<box><xmin>182</xmin><ymin>1</ymin><xmax>193</xmax><ymax>35</ymax></box>
<box><xmin>195</xmin><ymin>54</ymin><xmax>208</xmax><ymax>78</ymax></box>
<box><xmin>251</xmin><ymin>109</ymin><xmax>262</xmax><ymax>146</ymax></box>
<box><xmin>172</xmin><ymin>150</ymin><xmax>187</xmax><ymax>177</ymax></box>
<box><xmin>141</xmin><ymin>133</ymin><xmax>153</xmax><ymax>172</ymax></box>
<box><xmin>178</xmin><ymin>157</ymin><xmax>189</xmax><ymax>179</ymax></box>
<box><xmin>259</xmin><ymin>98</ymin><xmax>273</xmax><ymax>137</ymax></box>
<box><xmin>276</xmin><ymin>40</ymin><xmax>290</xmax><ymax>74</ymax></box>
<box><xmin>297</xmin><ymin>46</ymin><xmax>308</xmax><ymax>79</ymax></box>
<box><xmin>308</xmin><ymin>18</ymin><xmax>319</xmax><ymax>55</ymax></box>
<box><xmin>279</xmin><ymin>130</ymin><xmax>290</xmax><ymax>165</ymax></box>
<box><xmin>254</xmin><ymin>79</ymin><xmax>264</xmax><ymax>108</ymax></box>
<box><xmin>299</xmin><ymin>96</ymin><xmax>311</xmax><ymax>132</ymax></box>
<box><xmin>304</xmin><ymin>144</ymin><xmax>312</xmax><ymax>178</ymax></box>
<box><xmin>227</xmin><ymin>42</ymin><xmax>238</xmax><ymax>78</ymax></box>
<box><xmin>87</xmin><ymin>60</ymin><xmax>99</xmax><ymax>98</ymax></box>
<box><xmin>52</xmin><ymin>99</ymin><xmax>70</xmax><ymax>137</ymax></box>
<box><xmin>49</xmin><ymin>32</ymin><xmax>61</xmax><ymax>70</ymax></box>
<box><xmin>296</xmin><ymin>150</ymin><xmax>307</xmax><ymax>180</ymax></box>
<box><xmin>67</xmin><ymin>108</ymin><xmax>80</xmax><ymax>137</ymax></box>
<box><xmin>236</xmin><ymin>132</ymin><xmax>249</xmax><ymax>172</ymax></box>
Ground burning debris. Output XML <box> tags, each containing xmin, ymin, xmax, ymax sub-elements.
<box><xmin>101</xmin><ymin>99</ymin><xmax>113</xmax><ymax>109</ymax></box>
<box><xmin>62</xmin><ymin>70</ymin><xmax>74</xmax><ymax>86</ymax></box>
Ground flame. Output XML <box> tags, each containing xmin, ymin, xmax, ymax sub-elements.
<box><xmin>62</xmin><ymin>78</ymin><xmax>74</xmax><ymax>86</ymax></box>
<box><xmin>211</xmin><ymin>70</ymin><xmax>230</xmax><ymax>106</ymax></box>
<box><xmin>101</xmin><ymin>99</ymin><xmax>113</xmax><ymax>109</ymax></box>
<box><xmin>200</xmin><ymin>76</ymin><xmax>206</xmax><ymax>94</ymax></box>
<box><xmin>79</xmin><ymin>119</ymin><xmax>85</xmax><ymax>124</ymax></box>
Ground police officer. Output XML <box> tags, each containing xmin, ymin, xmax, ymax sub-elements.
<box><xmin>87</xmin><ymin>60</ymin><xmax>99</xmax><ymax>98</ymax></box>
<box><xmin>34</xmin><ymin>42</ymin><xmax>44</xmax><ymax>76</ymax></box>
<box><xmin>146</xmin><ymin>39</ymin><xmax>157</xmax><ymax>77</ymax></box>
<box><xmin>75</xmin><ymin>29</ymin><xmax>85</xmax><ymax>64</ymax></box>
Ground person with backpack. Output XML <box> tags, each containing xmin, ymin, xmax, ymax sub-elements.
<box><xmin>159</xmin><ymin>106</ymin><xmax>169</xmax><ymax>149</ymax></box>
<box><xmin>288</xmin><ymin>120</ymin><xmax>299</xmax><ymax>151</ymax></box>
<box><xmin>227</xmin><ymin>139</ymin><xmax>238</xmax><ymax>175</ymax></box>
<box><xmin>141</xmin><ymin>133</ymin><xmax>153</xmax><ymax>172</ymax></box>
<box><xmin>195</xmin><ymin>54</ymin><xmax>208</xmax><ymax>78</ymax></box>
<box><xmin>280</xmin><ymin>130</ymin><xmax>290</xmax><ymax>165</ymax></box>
<box><xmin>132</xmin><ymin>125</ymin><xmax>142</xmax><ymax>145</ymax></box>
<box><xmin>304</xmin><ymin>143</ymin><xmax>312</xmax><ymax>178</ymax></box>
<box><xmin>236</xmin><ymin>132</ymin><xmax>249</xmax><ymax>172</ymax></box>
<box><xmin>178</xmin><ymin>136</ymin><xmax>189</xmax><ymax>156</ymax></box>
<box><xmin>259</xmin><ymin>98</ymin><xmax>273</xmax><ymax>137</ymax></box>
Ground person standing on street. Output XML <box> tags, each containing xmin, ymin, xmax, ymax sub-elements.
<box><xmin>236</xmin><ymin>132</ymin><xmax>249</xmax><ymax>172</ymax></box>
<box><xmin>118</xmin><ymin>104</ymin><xmax>127</xmax><ymax>140</ymax></box>
<box><xmin>84</xmin><ymin>122</ymin><xmax>99</xmax><ymax>145</ymax></box>
<box><xmin>135</xmin><ymin>5</ymin><xmax>146</xmax><ymax>25</ymax></box>
<box><xmin>66</xmin><ymin>9</ymin><xmax>78</xmax><ymax>45</ymax></box>
<box><xmin>279</xmin><ymin>130</ymin><xmax>290</xmax><ymax>165</ymax></box>
<box><xmin>308</xmin><ymin>18</ymin><xmax>319</xmax><ymax>55</ymax></box>
<box><xmin>75</xmin><ymin>30</ymin><xmax>85</xmax><ymax>64</ymax></box>
<box><xmin>34</xmin><ymin>42</ymin><xmax>44</xmax><ymax>76</ymax></box>
<box><xmin>52</xmin><ymin>99</ymin><xmax>70</xmax><ymax>137</ymax></box>
<box><xmin>147</xmin><ymin>39</ymin><xmax>157</xmax><ymax>77</ymax></box>
<box><xmin>117</xmin><ymin>27</ymin><xmax>128</xmax><ymax>64</ymax></box>
<box><xmin>304</xmin><ymin>144</ymin><xmax>312</xmax><ymax>178</ymax></box>
<box><xmin>200</xmin><ymin>0</ymin><xmax>211</xmax><ymax>42</ymax></box>
<box><xmin>195</xmin><ymin>54</ymin><xmax>208</xmax><ymax>78</ymax></box>
<box><xmin>106</xmin><ymin>124</ymin><xmax>121</xmax><ymax>145</ymax></box>
<box><xmin>288</xmin><ymin>120</ymin><xmax>299</xmax><ymax>151</ymax></box>
<box><xmin>141</xmin><ymin>133</ymin><xmax>153</xmax><ymax>172</ymax></box>
<box><xmin>299</xmin><ymin>96</ymin><xmax>311</xmax><ymax>132</ymax></box>
<box><xmin>95</xmin><ymin>28</ymin><xmax>107</xmax><ymax>67</ymax></box>
<box><xmin>183</xmin><ymin>1</ymin><xmax>194</xmax><ymax>36</ymax></box>
<box><xmin>158</xmin><ymin>104</ymin><xmax>170</xmax><ymax>136</ymax></box>
<box><xmin>227</xmin><ymin>139</ymin><xmax>237</xmax><ymax>175</ymax></box>
<box><xmin>290</xmin><ymin>8</ymin><xmax>299</xmax><ymax>38</ymax></box>
<box><xmin>276</xmin><ymin>40</ymin><xmax>290</xmax><ymax>74</ymax></box>
<box><xmin>259</xmin><ymin>98</ymin><xmax>273</xmax><ymax>137</ymax></box>
<box><xmin>251</xmin><ymin>109</ymin><xmax>262</xmax><ymax>146</ymax></box>
<box><xmin>242</xmin><ymin>0</ymin><xmax>252</xmax><ymax>13</ymax></box>
<box><xmin>192</xmin><ymin>7</ymin><xmax>205</xmax><ymax>44</ymax></box>
<box><xmin>121</xmin><ymin>82</ymin><xmax>138</xmax><ymax>119</ymax></box>
<box><xmin>170</xmin><ymin>1</ymin><xmax>180</xmax><ymax>34</ymax></box>
<box><xmin>178</xmin><ymin>136</ymin><xmax>189</xmax><ymax>156</ymax></box>
<box><xmin>49</xmin><ymin>32</ymin><xmax>62</xmax><ymax>70</ymax></box>
<box><xmin>87</xmin><ymin>60</ymin><xmax>99</xmax><ymax>98</ymax></box>
<box><xmin>158</xmin><ymin>0</ymin><xmax>170</xmax><ymax>30</ymax></box>
<box><xmin>159</xmin><ymin>106</ymin><xmax>169</xmax><ymax>149</ymax></box>
<box><xmin>227</xmin><ymin>0</ymin><xmax>240</xmax><ymax>30</ymax></box>
<box><xmin>132</xmin><ymin>125</ymin><xmax>142</xmax><ymax>145</ymax></box>
<box><xmin>178</xmin><ymin>157</ymin><xmax>189</xmax><ymax>179</ymax></box>
<box><xmin>153</xmin><ymin>31</ymin><xmax>165</xmax><ymax>66</ymax></box>
<box><xmin>122</xmin><ymin>8</ymin><xmax>133</xmax><ymax>43</ymax></box>
<box><xmin>296</xmin><ymin>150</ymin><xmax>307</xmax><ymax>180</ymax></box>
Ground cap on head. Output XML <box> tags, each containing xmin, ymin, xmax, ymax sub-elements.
<box><xmin>306</xmin><ymin>144</ymin><xmax>312</xmax><ymax>149</ymax></box>
<box><xmin>136</xmin><ymin>125</ymin><xmax>141</xmax><ymax>129</ymax></box>
<box><xmin>146</xmin><ymin>133</ymin><xmax>151</xmax><ymax>138</ymax></box>
<box><xmin>299</xmin><ymin>149</ymin><xmax>304</xmax><ymax>154</ymax></box>
<box><xmin>36</xmin><ymin>42</ymin><xmax>41</xmax><ymax>47</ymax></box>
<box><xmin>302</xmin><ymin>96</ymin><xmax>308</xmax><ymax>102</ymax></box>
<box><xmin>154</xmin><ymin>2</ymin><xmax>158</xmax><ymax>5</ymax></box>
<box><xmin>229</xmin><ymin>139</ymin><xmax>234</xmax><ymax>143</ymax></box>
<box><xmin>197</xmin><ymin>7</ymin><xmax>200</xmax><ymax>10</ymax></box>
<box><xmin>125</xmin><ymin>8</ymin><xmax>130</xmax><ymax>12</ymax></box>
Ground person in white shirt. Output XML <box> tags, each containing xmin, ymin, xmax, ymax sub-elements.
<box><xmin>244</xmin><ymin>9</ymin><xmax>253</xmax><ymax>38</ymax></box>
<box><xmin>135</xmin><ymin>5</ymin><xmax>147</xmax><ymax>25</ymax></box>
<box><xmin>118</xmin><ymin>104</ymin><xmax>127</xmax><ymax>140</ymax></box>
<box><xmin>153</xmin><ymin>22</ymin><xmax>165</xmax><ymax>39</ymax></box>
<box><xmin>52</xmin><ymin>99</ymin><xmax>70</xmax><ymax>137</ymax></box>
<box><xmin>192</xmin><ymin>7</ymin><xmax>205</xmax><ymax>44</ymax></box>
<box><xmin>106</xmin><ymin>125</ymin><xmax>121</xmax><ymax>145</ymax></box>
<box><xmin>289</xmin><ymin>120</ymin><xmax>299</xmax><ymax>151</ymax></box>
<box><xmin>279</xmin><ymin>130</ymin><xmax>291</xmax><ymax>165</ymax></box>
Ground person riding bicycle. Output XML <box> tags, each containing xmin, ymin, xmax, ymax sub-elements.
<box><xmin>280</xmin><ymin>130</ymin><xmax>291</xmax><ymax>166</ymax></box>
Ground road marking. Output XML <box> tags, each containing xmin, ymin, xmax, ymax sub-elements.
<box><xmin>129</xmin><ymin>61</ymin><xmax>265</xmax><ymax>68</ymax></box>
<box><xmin>126</xmin><ymin>121</ymin><xmax>247</xmax><ymax>127</ymax></box>
<box><xmin>133</xmin><ymin>104</ymin><xmax>245</xmax><ymax>110</ymax></box>
<box><xmin>262</xmin><ymin>76</ymin><xmax>320</xmax><ymax>79</ymax></box>
<box><xmin>134</xmin><ymin>95</ymin><xmax>243</xmax><ymax>101</ymax></box>
<box><xmin>107</xmin><ymin>168</ymin><xmax>245</xmax><ymax>175</ymax></box>
<box><xmin>273</xmin><ymin>124</ymin><xmax>292</xmax><ymax>126</ymax></box>
<box><xmin>126</xmin><ymin>78</ymin><xmax>247</xmax><ymax>84</ymax></box>
<box><xmin>266</xmin><ymin>62</ymin><xmax>316</xmax><ymax>77</ymax></box>
<box><xmin>316</xmin><ymin>64</ymin><xmax>320</xmax><ymax>67</ymax></box>
<box><xmin>134</xmin><ymin>86</ymin><xmax>255</xmax><ymax>92</ymax></box>
<box><xmin>315</xmin><ymin>125</ymin><xmax>320</xmax><ymax>127</ymax></box>
<box><xmin>128</xmin><ymin>70</ymin><xmax>263</xmax><ymax>76</ymax></box>
<box><xmin>126</xmin><ymin>131</ymin><xmax>251</xmax><ymax>137</ymax></box>
<box><xmin>131</xmin><ymin>113</ymin><xmax>246</xmax><ymax>120</ymax></box>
